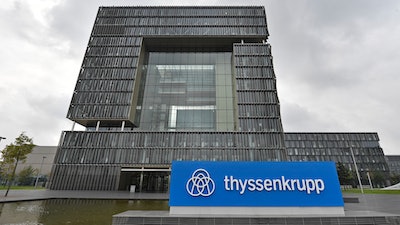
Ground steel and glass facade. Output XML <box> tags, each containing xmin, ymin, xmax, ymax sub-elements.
<box><xmin>49</xmin><ymin>6</ymin><xmax>286</xmax><ymax>191</ymax></box>
<box><xmin>386</xmin><ymin>155</ymin><xmax>400</xmax><ymax>176</ymax></box>
<box><xmin>285</xmin><ymin>132</ymin><xmax>390</xmax><ymax>185</ymax></box>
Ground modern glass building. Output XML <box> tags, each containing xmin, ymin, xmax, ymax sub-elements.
<box><xmin>49</xmin><ymin>6</ymin><xmax>287</xmax><ymax>191</ymax></box>
<box><xmin>285</xmin><ymin>132</ymin><xmax>390</xmax><ymax>186</ymax></box>
<box><xmin>386</xmin><ymin>155</ymin><xmax>400</xmax><ymax>176</ymax></box>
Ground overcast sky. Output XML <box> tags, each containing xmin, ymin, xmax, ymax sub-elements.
<box><xmin>1</xmin><ymin>0</ymin><xmax>399</xmax><ymax>155</ymax></box>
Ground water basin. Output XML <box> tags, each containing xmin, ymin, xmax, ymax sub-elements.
<box><xmin>0</xmin><ymin>199</ymin><xmax>169</xmax><ymax>225</ymax></box>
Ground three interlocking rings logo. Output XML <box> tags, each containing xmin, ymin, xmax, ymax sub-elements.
<box><xmin>186</xmin><ymin>168</ymin><xmax>215</xmax><ymax>197</ymax></box>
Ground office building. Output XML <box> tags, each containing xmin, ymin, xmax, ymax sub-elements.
<box><xmin>49</xmin><ymin>6</ymin><xmax>287</xmax><ymax>191</ymax></box>
<box><xmin>386</xmin><ymin>155</ymin><xmax>400</xmax><ymax>176</ymax></box>
<box><xmin>285</xmin><ymin>132</ymin><xmax>390</xmax><ymax>186</ymax></box>
<box><xmin>15</xmin><ymin>146</ymin><xmax>56</xmax><ymax>177</ymax></box>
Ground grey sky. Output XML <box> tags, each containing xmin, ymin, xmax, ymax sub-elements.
<box><xmin>1</xmin><ymin>0</ymin><xmax>399</xmax><ymax>155</ymax></box>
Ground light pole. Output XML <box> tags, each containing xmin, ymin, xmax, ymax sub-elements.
<box><xmin>349</xmin><ymin>146</ymin><xmax>364</xmax><ymax>194</ymax></box>
<box><xmin>35</xmin><ymin>156</ymin><xmax>47</xmax><ymax>188</ymax></box>
<box><xmin>366</xmin><ymin>171</ymin><xmax>373</xmax><ymax>189</ymax></box>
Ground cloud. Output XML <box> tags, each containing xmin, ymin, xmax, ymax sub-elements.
<box><xmin>269</xmin><ymin>0</ymin><xmax>400</xmax><ymax>154</ymax></box>
<box><xmin>1</xmin><ymin>0</ymin><xmax>399</xmax><ymax>156</ymax></box>
<box><xmin>0</xmin><ymin>0</ymin><xmax>78</xmax><ymax>148</ymax></box>
<box><xmin>280</xmin><ymin>101</ymin><xmax>340</xmax><ymax>132</ymax></box>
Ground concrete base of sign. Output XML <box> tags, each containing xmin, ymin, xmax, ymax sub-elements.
<box><xmin>112</xmin><ymin>210</ymin><xmax>400</xmax><ymax>225</ymax></box>
<box><xmin>169</xmin><ymin>206</ymin><xmax>345</xmax><ymax>217</ymax></box>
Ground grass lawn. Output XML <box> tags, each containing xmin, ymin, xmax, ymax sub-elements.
<box><xmin>0</xmin><ymin>186</ymin><xmax>45</xmax><ymax>190</ymax></box>
<box><xmin>342</xmin><ymin>189</ymin><xmax>400</xmax><ymax>194</ymax></box>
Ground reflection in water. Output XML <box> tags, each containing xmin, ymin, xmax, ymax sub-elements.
<box><xmin>0</xmin><ymin>199</ymin><xmax>169</xmax><ymax>225</ymax></box>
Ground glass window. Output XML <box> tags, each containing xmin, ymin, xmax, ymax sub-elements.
<box><xmin>136</xmin><ymin>51</ymin><xmax>235</xmax><ymax>131</ymax></box>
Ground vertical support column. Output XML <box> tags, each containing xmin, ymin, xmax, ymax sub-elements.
<box><xmin>121</xmin><ymin>121</ymin><xmax>125</xmax><ymax>131</ymax></box>
<box><xmin>71</xmin><ymin>121</ymin><xmax>76</xmax><ymax>131</ymax></box>
<box><xmin>96</xmin><ymin>121</ymin><xmax>100</xmax><ymax>131</ymax></box>
<box><xmin>168</xmin><ymin>166</ymin><xmax>171</xmax><ymax>193</ymax></box>
<box><xmin>139</xmin><ymin>167</ymin><xmax>144</xmax><ymax>193</ymax></box>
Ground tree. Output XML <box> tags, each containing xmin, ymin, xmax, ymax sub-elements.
<box><xmin>336</xmin><ymin>162</ymin><xmax>353</xmax><ymax>186</ymax></box>
<box><xmin>0</xmin><ymin>161</ymin><xmax>14</xmax><ymax>187</ymax></box>
<box><xmin>371</xmin><ymin>171</ymin><xmax>386</xmax><ymax>188</ymax></box>
<box><xmin>390</xmin><ymin>174</ymin><xmax>400</xmax><ymax>185</ymax></box>
<box><xmin>1</xmin><ymin>132</ymin><xmax>35</xmax><ymax>196</ymax></box>
<box><xmin>18</xmin><ymin>166</ymin><xmax>36</xmax><ymax>185</ymax></box>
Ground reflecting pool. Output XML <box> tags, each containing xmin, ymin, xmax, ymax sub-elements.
<box><xmin>0</xmin><ymin>199</ymin><xmax>169</xmax><ymax>225</ymax></box>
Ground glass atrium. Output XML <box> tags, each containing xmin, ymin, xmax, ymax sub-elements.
<box><xmin>137</xmin><ymin>52</ymin><xmax>235</xmax><ymax>131</ymax></box>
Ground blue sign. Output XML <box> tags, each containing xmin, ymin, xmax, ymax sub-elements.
<box><xmin>169</xmin><ymin>161</ymin><xmax>344</xmax><ymax>207</ymax></box>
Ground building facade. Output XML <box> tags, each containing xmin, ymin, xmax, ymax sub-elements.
<box><xmin>49</xmin><ymin>6</ymin><xmax>287</xmax><ymax>191</ymax></box>
<box><xmin>15</xmin><ymin>146</ymin><xmax>56</xmax><ymax>177</ymax></box>
<box><xmin>386</xmin><ymin>155</ymin><xmax>400</xmax><ymax>176</ymax></box>
<box><xmin>285</xmin><ymin>132</ymin><xmax>390</xmax><ymax>186</ymax></box>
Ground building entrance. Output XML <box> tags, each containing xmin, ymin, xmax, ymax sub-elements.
<box><xmin>118</xmin><ymin>168</ymin><xmax>170</xmax><ymax>193</ymax></box>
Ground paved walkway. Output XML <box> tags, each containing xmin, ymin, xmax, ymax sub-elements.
<box><xmin>342</xmin><ymin>193</ymin><xmax>400</xmax><ymax>215</ymax></box>
<box><xmin>0</xmin><ymin>190</ymin><xmax>399</xmax><ymax>216</ymax></box>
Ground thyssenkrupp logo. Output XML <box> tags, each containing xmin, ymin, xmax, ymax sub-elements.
<box><xmin>186</xmin><ymin>168</ymin><xmax>215</xmax><ymax>197</ymax></box>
